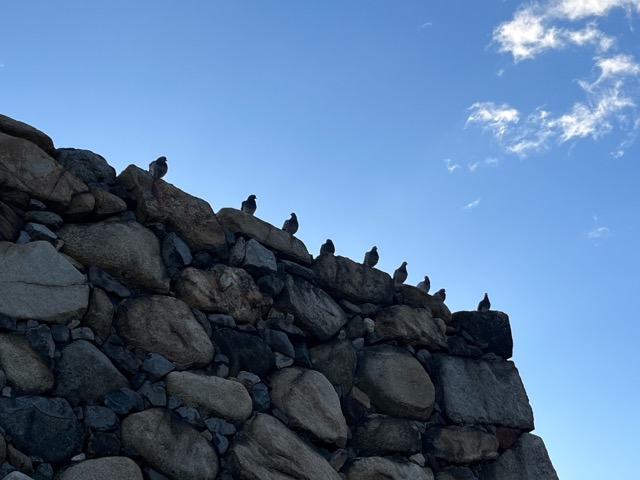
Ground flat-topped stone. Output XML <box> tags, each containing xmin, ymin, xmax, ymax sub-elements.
<box><xmin>0</xmin><ymin>114</ymin><xmax>55</xmax><ymax>155</ymax></box>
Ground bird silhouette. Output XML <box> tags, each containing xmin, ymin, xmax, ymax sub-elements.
<box><xmin>241</xmin><ymin>195</ymin><xmax>257</xmax><ymax>215</ymax></box>
<box><xmin>320</xmin><ymin>239</ymin><xmax>335</xmax><ymax>255</ymax></box>
<box><xmin>477</xmin><ymin>293</ymin><xmax>491</xmax><ymax>312</ymax></box>
<box><xmin>417</xmin><ymin>275</ymin><xmax>430</xmax><ymax>293</ymax></box>
<box><xmin>148</xmin><ymin>156</ymin><xmax>168</xmax><ymax>180</ymax></box>
<box><xmin>282</xmin><ymin>213</ymin><xmax>299</xmax><ymax>235</ymax></box>
<box><xmin>433</xmin><ymin>288</ymin><xmax>446</xmax><ymax>302</ymax></box>
<box><xmin>363</xmin><ymin>246</ymin><xmax>379</xmax><ymax>267</ymax></box>
<box><xmin>393</xmin><ymin>261</ymin><xmax>408</xmax><ymax>284</ymax></box>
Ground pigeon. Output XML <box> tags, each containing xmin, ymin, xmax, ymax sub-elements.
<box><xmin>477</xmin><ymin>293</ymin><xmax>491</xmax><ymax>312</ymax></box>
<box><xmin>417</xmin><ymin>275</ymin><xmax>431</xmax><ymax>293</ymax></box>
<box><xmin>282</xmin><ymin>213</ymin><xmax>299</xmax><ymax>235</ymax></box>
<box><xmin>433</xmin><ymin>288</ymin><xmax>446</xmax><ymax>302</ymax></box>
<box><xmin>320</xmin><ymin>239</ymin><xmax>335</xmax><ymax>255</ymax></box>
<box><xmin>393</xmin><ymin>261</ymin><xmax>408</xmax><ymax>284</ymax></box>
<box><xmin>241</xmin><ymin>195</ymin><xmax>257</xmax><ymax>215</ymax></box>
<box><xmin>148</xmin><ymin>156</ymin><xmax>168</xmax><ymax>180</ymax></box>
<box><xmin>363</xmin><ymin>246</ymin><xmax>379</xmax><ymax>267</ymax></box>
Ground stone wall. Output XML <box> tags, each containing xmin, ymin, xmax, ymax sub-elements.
<box><xmin>0</xmin><ymin>114</ymin><xmax>559</xmax><ymax>480</ymax></box>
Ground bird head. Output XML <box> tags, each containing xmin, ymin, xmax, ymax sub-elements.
<box><xmin>249</xmin><ymin>194</ymin><xmax>257</xmax><ymax>200</ymax></box>
<box><xmin>402</xmin><ymin>261</ymin><xmax>408</xmax><ymax>267</ymax></box>
<box><xmin>424</xmin><ymin>275</ymin><xmax>430</xmax><ymax>282</ymax></box>
<box><xmin>291</xmin><ymin>212</ymin><xmax>297</xmax><ymax>219</ymax></box>
<box><xmin>157</xmin><ymin>156</ymin><xmax>167</xmax><ymax>162</ymax></box>
<box><xmin>372</xmin><ymin>246</ymin><xmax>377</xmax><ymax>252</ymax></box>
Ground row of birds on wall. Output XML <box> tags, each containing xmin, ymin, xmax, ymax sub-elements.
<box><xmin>148</xmin><ymin>158</ymin><xmax>491</xmax><ymax>311</ymax></box>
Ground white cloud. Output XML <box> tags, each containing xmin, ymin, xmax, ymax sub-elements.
<box><xmin>463</xmin><ymin>198</ymin><xmax>481</xmax><ymax>209</ymax></box>
<box><xmin>468</xmin><ymin>161</ymin><xmax>480</xmax><ymax>172</ymax></box>
<box><xmin>420</xmin><ymin>21</ymin><xmax>433</xmax><ymax>29</ymax></box>
<box><xmin>445</xmin><ymin>158</ymin><xmax>460</xmax><ymax>173</ymax></box>
<box><xmin>466</xmin><ymin>102</ymin><xmax>520</xmax><ymax>138</ymax></box>
<box><xmin>587</xmin><ymin>226</ymin><xmax>612</xmax><ymax>239</ymax></box>
<box><xmin>485</xmin><ymin>157</ymin><xmax>501</xmax><ymax>167</ymax></box>
<box><xmin>553</xmin><ymin>0</ymin><xmax>640</xmax><ymax>21</ymax></box>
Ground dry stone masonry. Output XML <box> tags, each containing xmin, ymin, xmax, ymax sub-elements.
<box><xmin>0</xmin><ymin>114</ymin><xmax>558</xmax><ymax>479</ymax></box>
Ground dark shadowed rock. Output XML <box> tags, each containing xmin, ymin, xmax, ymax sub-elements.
<box><xmin>58</xmin><ymin>219</ymin><xmax>170</xmax><ymax>294</ymax></box>
<box><xmin>309</xmin><ymin>339</ymin><xmax>357</xmax><ymax>393</ymax></box>
<box><xmin>0</xmin><ymin>241</ymin><xmax>89</xmax><ymax>323</ymax></box>
<box><xmin>436</xmin><ymin>467</ymin><xmax>479</xmax><ymax>480</ymax></box>
<box><xmin>352</xmin><ymin>415</ymin><xmax>422</xmax><ymax>455</ymax></box>
<box><xmin>373</xmin><ymin>305</ymin><xmax>447</xmax><ymax>350</ymax></box>
<box><xmin>104</xmin><ymin>387</ymin><xmax>144</xmax><ymax>415</ymax></box>
<box><xmin>25</xmin><ymin>324</ymin><xmax>55</xmax><ymax>359</ymax></box>
<box><xmin>434</xmin><ymin>355</ymin><xmax>534</xmax><ymax>430</ymax></box>
<box><xmin>87</xmin><ymin>267</ymin><xmax>131</xmax><ymax>298</ymax></box>
<box><xmin>0</xmin><ymin>202</ymin><xmax>23</xmax><ymax>242</ymax></box>
<box><xmin>83</xmin><ymin>406</ymin><xmax>119</xmax><ymax>432</ymax></box>
<box><xmin>90</xmin><ymin>187</ymin><xmax>127</xmax><ymax>218</ymax></box>
<box><xmin>117</xmin><ymin>165</ymin><xmax>228</xmax><ymax>258</ymax></box>
<box><xmin>312</xmin><ymin>254</ymin><xmax>395</xmax><ymax>305</ymax></box>
<box><xmin>101</xmin><ymin>334</ymin><xmax>142</xmax><ymax>375</ymax></box>
<box><xmin>116</xmin><ymin>295</ymin><xmax>214</xmax><ymax>368</ymax></box>
<box><xmin>23</xmin><ymin>211</ymin><xmax>63</xmax><ymax>230</ymax></box>
<box><xmin>175</xmin><ymin>266</ymin><xmax>270</xmax><ymax>324</ymax></box>
<box><xmin>212</xmin><ymin>329</ymin><xmax>274</xmax><ymax>378</ymax></box>
<box><xmin>0</xmin><ymin>396</ymin><xmax>83</xmax><ymax>463</ymax></box>
<box><xmin>479</xmin><ymin>433</ymin><xmax>559</xmax><ymax>480</ymax></box>
<box><xmin>452</xmin><ymin>311</ymin><xmax>513</xmax><ymax>359</ymax></box>
<box><xmin>241</xmin><ymin>239</ymin><xmax>277</xmax><ymax>277</ymax></box>
<box><xmin>142</xmin><ymin>353</ymin><xmax>175</xmax><ymax>381</ymax></box>
<box><xmin>121</xmin><ymin>408</ymin><xmax>218</xmax><ymax>480</ymax></box>
<box><xmin>0</xmin><ymin>335</ymin><xmax>53</xmax><ymax>394</ymax></box>
<box><xmin>262</xmin><ymin>328</ymin><xmax>295</xmax><ymax>358</ymax></box>
<box><xmin>270</xmin><ymin>367</ymin><xmax>348</xmax><ymax>446</ymax></box>
<box><xmin>82</xmin><ymin>288</ymin><xmax>114</xmax><ymax>344</ymax></box>
<box><xmin>54</xmin><ymin>340</ymin><xmax>128</xmax><ymax>406</ymax></box>
<box><xmin>0</xmin><ymin>114</ymin><xmax>55</xmax><ymax>155</ymax></box>
<box><xmin>275</xmin><ymin>275</ymin><xmax>347</xmax><ymax>342</ymax></box>
<box><xmin>217</xmin><ymin>208</ymin><xmax>311</xmax><ymax>265</ymax></box>
<box><xmin>356</xmin><ymin>345</ymin><xmax>435</xmax><ymax>421</ymax></box>
<box><xmin>424</xmin><ymin>425</ymin><xmax>499</xmax><ymax>464</ymax></box>
<box><xmin>53</xmin><ymin>148</ymin><xmax>116</xmax><ymax>188</ymax></box>
<box><xmin>161</xmin><ymin>232</ymin><xmax>192</xmax><ymax>278</ymax></box>
<box><xmin>228</xmin><ymin>413</ymin><xmax>341</xmax><ymax>480</ymax></box>
<box><xmin>344</xmin><ymin>456</ymin><xmax>434</xmax><ymax>480</ymax></box>
<box><xmin>58</xmin><ymin>456</ymin><xmax>143</xmax><ymax>480</ymax></box>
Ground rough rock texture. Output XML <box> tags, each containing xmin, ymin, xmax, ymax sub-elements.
<box><xmin>397</xmin><ymin>284</ymin><xmax>453</xmax><ymax>325</ymax></box>
<box><xmin>0</xmin><ymin>201</ymin><xmax>22</xmax><ymax>242</ymax></box>
<box><xmin>53</xmin><ymin>148</ymin><xmax>116</xmax><ymax>188</ymax></box>
<box><xmin>58</xmin><ymin>457</ymin><xmax>143</xmax><ymax>480</ymax></box>
<box><xmin>373</xmin><ymin>304</ymin><xmax>448</xmax><ymax>350</ymax></box>
<box><xmin>117</xmin><ymin>165</ymin><xmax>228</xmax><ymax>258</ymax></box>
<box><xmin>352</xmin><ymin>415</ymin><xmax>422</xmax><ymax>455</ymax></box>
<box><xmin>115</xmin><ymin>295</ymin><xmax>214</xmax><ymax>368</ymax></box>
<box><xmin>165</xmin><ymin>371</ymin><xmax>253</xmax><ymax>422</ymax></box>
<box><xmin>175</xmin><ymin>266</ymin><xmax>270</xmax><ymax>324</ymax></box>
<box><xmin>312</xmin><ymin>254</ymin><xmax>395</xmax><ymax>305</ymax></box>
<box><xmin>344</xmin><ymin>457</ymin><xmax>435</xmax><ymax>480</ymax></box>
<box><xmin>356</xmin><ymin>345</ymin><xmax>435</xmax><ymax>421</ymax></box>
<box><xmin>452</xmin><ymin>311</ymin><xmax>513</xmax><ymax>359</ymax></box>
<box><xmin>121</xmin><ymin>408</ymin><xmax>218</xmax><ymax>480</ymax></box>
<box><xmin>91</xmin><ymin>186</ymin><xmax>127</xmax><ymax>217</ymax></box>
<box><xmin>0</xmin><ymin>335</ymin><xmax>54</xmax><ymax>394</ymax></box>
<box><xmin>309</xmin><ymin>339</ymin><xmax>357</xmax><ymax>393</ymax></box>
<box><xmin>480</xmin><ymin>433</ymin><xmax>559</xmax><ymax>480</ymax></box>
<box><xmin>58</xmin><ymin>219</ymin><xmax>170</xmax><ymax>293</ymax></box>
<box><xmin>275</xmin><ymin>274</ymin><xmax>347</xmax><ymax>342</ymax></box>
<box><xmin>227</xmin><ymin>413</ymin><xmax>341</xmax><ymax>480</ymax></box>
<box><xmin>270</xmin><ymin>367</ymin><xmax>348</xmax><ymax>446</ymax></box>
<box><xmin>424</xmin><ymin>426</ymin><xmax>499</xmax><ymax>464</ymax></box>
<box><xmin>212</xmin><ymin>329</ymin><xmax>275</xmax><ymax>378</ymax></box>
<box><xmin>434</xmin><ymin>355</ymin><xmax>534</xmax><ymax>430</ymax></box>
<box><xmin>0</xmin><ymin>113</ymin><xmax>55</xmax><ymax>154</ymax></box>
<box><xmin>82</xmin><ymin>288</ymin><xmax>114</xmax><ymax>344</ymax></box>
<box><xmin>217</xmin><ymin>207</ymin><xmax>311</xmax><ymax>265</ymax></box>
<box><xmin>0</xmin><ymin>241</ymin><xmax>89</xmax><ymax>323</ymax></box>
<box><xmin>54</xmin><ymin>340</ymin><xmax>128</xmax><ymax>406</ymax></box>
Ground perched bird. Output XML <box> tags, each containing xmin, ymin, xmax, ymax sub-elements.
<box><xmin>433</xmin><ymin>288</ymin><xmax>446</xmax><ymax>302</ymax></box>
<box><xmin>282</xmin><ymin>213</ymin><xmax>299</xmax><ymax>235</ymax></box>
<box><xmin>477</xmin><ymin>293</ymin><xmax>491</xmax><ymax>312</ymax></box>
<box><xmin>363</xmin><ymin>246</ymin><xmax>379</xmax><ymax>267</ymax></box>
<box><xmin>148</xmin><ymin>156</ymin><xmax>168</xmax><ymax>180</ymax></box>
<box><xmin>241</xmin><ymin>194</ymin><xmax>257</xmax><ymax>215</ymax></box>
<box><xmin>319</xmin><ymin>239</ymin><xmax>335</xmax><ymax>255</ymax></box>
<box><xmin>393</xmin><ymin>261</ymin><xmax>408</xmax><ymax>284</ymax></box>
<box><xmin>417</xmin><ymin>275</ymin><xmax>431</xmax><ymax>293</ymax></box>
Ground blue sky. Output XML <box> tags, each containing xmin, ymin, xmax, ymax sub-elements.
<box><xmin>2</xmin><ymin>2</ymin><xmax>639</xmax><ymax>478</ymax></box>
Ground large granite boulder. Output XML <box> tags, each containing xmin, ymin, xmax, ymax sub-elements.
<box><xmin>434</xmin><ymin>355</ymin><xmax>534</xmax><ymax>430</ymax></box>
<box><xmin>54</xmin><ymin>340</ymin><xmax>128</xmax><ymax>406</ymax></box>
<box><xmin>344</xmin><ymin>457</ymin><xmax>434</xmax><ymax>480</ymax></box>
<box><xmin>309</xmin><ymin>338</ymin><xmax>357</xmax><ymax>393</ymax></box>
<box><xmin>58</xmin><ymin>219</ymin><xmax>170</xmax><ymax>293</ymax></box>
<box><xmin>352</xmin><ymin>415</ymin><xmax>422</xmax><ymax>455</ymax></box>
<box><xmin>0</xmin><ymin>114</ymin><xmax>55</xmax><ymax>154</ymax></box>
<box><xmin>480</xmin><ymin>433</ymin><xmax>559</xmax><ymax>480</ymax></box>
<box><xmin>373</xmin><ymin>305</ymin><xmax>447</xmax><ymax>350</ymax></box>
<box><xmin>356</xmin><ymin>345</ymin><xmax>435</xmax><ymax>421</ymax></box>
<box><xmin>121</xmin><ymin>408</ymin><xmax>218</xmax><ymax>480</ymax></box>
<box><xmin>53</xmin><ymin>148</ymin><xmax>116</xmax><ymax>188</ymax></box>
<box><xmin>452</xmin><ymin>311</ymin><xmax>513</xmax><ymax>358</ymax></box>
<box><xmin>0</xmin><ymin>396</ymin><xmax>83</xmax><ymax>463</ymax></box>
<box><xmin>312</xmin><ymin>254</ymin><xmax>395</xmax><ymax>305</ymax></box>
<box><xmin>0</xmin><ymin>335</ymin><xmax>54</xmax><ymax>394</ymax></box>
<box><xmin>212</xmin><ymin>328</ymin><xmax>274</xmax><ymax>378</ymax></box>
<box><xmin>58</xmin><ymin>457</ymin><xmax>143</xmax><ymax>480</ymax></box>
<box><xmin>175</xmin><ymin>265</ymin><xmax>270</xmax><ymax>324</ymax></box>
<box><xmin>0</xmin><ymin>132</ymin><xmax>91</xmax><ymax>213</ymax></box>
<box><xmin>270</xmin><ymin>367</ymin><xmax>348</xmax><ymax>446</ymax></box>
<box><xmin>424</xmin><ymin>425</ymin><xmax>499</xmax><ymax>464</ymax></box>
<box><xmin>227</xmin><ymin>413</ymin><xmax>341</xmax><ymax>480</ymax></box>
<box><xmin>275</xmin><ymin>275</ymin><xmax>347</xmax><ymax>342</ymax></box>
<box><xmin>0</xmin><ymin>241</ymin><xmax>89</xmax><ymax>323</ymax></box>
<box><xmin>117</xmin><ymin>165</ymin><xmax>228</xmax><ymax>258</ymax></box>
<box><xmin>216</xmin><ymin>208</ymin><xmax>311</xmax><ymax>265</ymax></box>
<box><xmin>165</xmin><ymin>371</ymin><xmax>253</xmax><ymax>422</ymax></box>
<box><xmin>115</xmin><ymin>295</ymin><xmax>214</xmax><ymax>368</ymax></box>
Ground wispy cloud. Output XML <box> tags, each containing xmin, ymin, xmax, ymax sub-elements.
<box><xmin>466</xmin><ymin>102</ymin><xmax>520</xmax><ymax>138</ymax></box>
<box><xmin>468</xmin><ymin>161</ymin><xmax>480</xmax><ymax>172</ymax></box>
<box><xmin>445</xmin><ymin>158</ymin><xmax>460</xmax><ymax>173</ymax></box>
<box><xmin>586</xmin><ymin>214</ymin><xmax>613</xmax><ymax>244</ymax></box>
<box><xmin>463</xmin><ymin>198</ymin><xmax>481</xmax><ymax>209</ymax></box>
<box><xmin>420</xmin><ymin>21</ymin><xmax>433</xmax><ymax>29</ymax></box>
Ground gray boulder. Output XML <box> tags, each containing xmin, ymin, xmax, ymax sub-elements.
<box><xmin>424</xmin><ymin>425</ymin><xmax>499</xmax><ymax>464</ymax></box>
<box><xmin>270</xmin><ymin>367</ymin><xmax>348</xmax><ymax>446</ymax></box>
<box><xmin>373</xmin><ymin>305</ymin><xmax>447</xmax><ymax>350</ymax></box>
<box><xmin>23</xmin><ymin>211</ymin><xmax>63</xmax><ymax>230</ymax></box>
<box><xmin>58</xmin><ymin>219</ymin><xmax>170</xmax><ymax>293</ymax></box>
<box><xmin>0</xmin><ymin>241</ymin><xmax>89</xmax><ymax>323</ymax></box>
<box><xmin>217</xmin><ymin>207</ymin><xmax>311</xmax><ymax>265</ymax></box>
<box><xmin>356</xmin><ymin>345</ymin><xmax>435</xmax><ymax>421</ymax></box>
<box><xmin>58</xmin><ymin>457</ymin><xmax>143</xmax><ymax>480</ymax></box>
<box><xmin>344</xmin><ymin>457</ymin><xmax>434</xmax><ymax>480</ymax></box>
<box><xmin>54</xmin><ymin>340</ymin><xmax>128</xmax><ymax>406</ymax></box>
<box><xmin>275</xmin><ymin>275</ymin><xmax>347</xmax><ymax>342</ymax></box>
<box><xmin>175</xmin><ymin>265</ymin><xmax>270</xmax><ymax>324</ymax></box>
<box><xmin>121</xmin><ymin>408</ymin><xmax>218</xmax><ymax>480</ymax></box>
<box><xmin>90</xmin><ymin>187</ymin><xmax>127</xmax><ymax>218</ymax></box>
<box><xmin>309</xmin><ymin>339</ymin><xmax>357</xmax><ymax>393</ymax></box>
<box><xmin>82</xmin><ymin>288</ymin><xmax>114</xmax><ymax>344</ymax></box>
<box><xmin>0</xmin><ymin>113</ymin><xmax>55</xmax><ymax>154</ymax></box>
<box><xmin>312</xmin><ymin>254</ymin><xmax>395</xmax><ymax>305</ymax></box>
<box><xmin>115</xmin><ymin>295</ymin><xmax>214</xmax><ymax>368</ymax></box>
<box><xmin>53</xmin><ymin>148</ymin><xmax>116</xmax><ymax>188</ymax></box>
<box><xmin>397</xmin><ymin>284</ymin><xmax>453</xmax><ymax>326</ymax></box>
<box><xmin>352</xmin><ymin>415</ymin><xmax>422</xmax><ymax>455</ymax></box>
<box><xmin>452</xmin><ymin>311</ymin><xmax>513</xmax><ymax>358</ymax></box>
<box><xmin>228</xmin><ymin>413</ymin><xmax>341</xmax><ymax>480</ymax></box>
<box><xmin>0</xmin><ymin>335</ymin><xmax>53</xmax><ymax>394</ymax></box>
<box><xmin>480</xmin><ymin>433</ymin><xmax>559</xmax><ymax>480</ymax></box>
<box><xmin>165</xmin><ymin>371</ymin><xmax>253</xmax><ymax>422</ymax></box>
<box><xmin>434</xmin><ymin>355</ymin><xmax>534</xmax><ymax>430</ymax></box>
<box><xmin>237</xmin><ymin>238</ymin><xmax>278</xmax><ymax>277</ymax></box>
